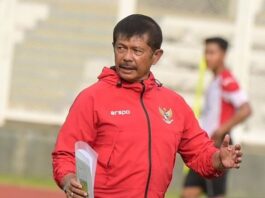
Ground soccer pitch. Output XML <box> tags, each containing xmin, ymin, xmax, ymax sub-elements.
<box><xmin>165</xmin><ymin>192</ymin><xmax>178</xmax><ymax>198</ymax></box>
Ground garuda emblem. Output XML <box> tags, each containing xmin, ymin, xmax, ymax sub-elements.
<box><xmin>159</xmin><ymin>107</ymin><xmax>174</xmax><ymax>124</ymax></box>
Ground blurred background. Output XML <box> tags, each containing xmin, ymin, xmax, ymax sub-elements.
<box><xmin>0</xmin><ymin>0</ymin><xmax>265</xmax><ymax>197</ymax></box>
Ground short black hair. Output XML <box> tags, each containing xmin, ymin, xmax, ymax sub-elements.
<box><xmin>113</xmin><ymin>14</ymin><xmax>163</xmax><ymax>51</ymax></box>
<box><xmin>205</xmin><ymin>37</ymin><xmax>229</xmax><ymax>52</ymax></box>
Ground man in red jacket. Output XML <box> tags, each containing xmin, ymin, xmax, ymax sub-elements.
<box><xmin>52</xmin><ymin>14</ymin><xmax>243</xmax><ymax>198</ymax></box>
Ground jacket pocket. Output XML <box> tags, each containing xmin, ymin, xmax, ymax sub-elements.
<box><xmin>94</xmin><ymin>129</ymin><xmax>120</xmax><ymax>169</ymax></box>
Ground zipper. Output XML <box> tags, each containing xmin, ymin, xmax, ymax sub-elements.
<box><xmin>140</xmin><ymin>82</ymin><xmax>152</xmax><ymax>198</ymax></box>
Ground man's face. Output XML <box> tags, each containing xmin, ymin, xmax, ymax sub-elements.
<box><xmin>205</xmin><ymin>43</ymin><xmax>226</xmax><ymax>71</ymax></box>
<box><xmin>113</xmin><ymin>34</ymin><xmax>163</xmax><ymax>83</ymax></box>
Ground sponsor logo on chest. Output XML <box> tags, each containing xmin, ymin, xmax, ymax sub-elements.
<box><xmin>110</xmin><ymin>110</ymin><xmax>131</xmax><ymax>116</ymax></box>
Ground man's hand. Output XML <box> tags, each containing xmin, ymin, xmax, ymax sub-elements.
<box><xmin>213</xmin><ymin>134</ymin><xmax>243</xmax><ymax>171</ymax></box>
<box><xmin>61</xmin><ymin>173</ymin><xmax>88</xmax><ymax>198</ymax></box>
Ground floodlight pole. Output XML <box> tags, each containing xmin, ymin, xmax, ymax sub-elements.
<box><xmin>232</xmin><ymin>0</ymin><xmax>262</xmax><ymax>142</ymax></box>
<box><xmin>0</xmin><ymin>0</ymin><xmax>16</xmax><ymax>126</ymax></box>
<box><xmin>233</xmin><ymin>0</ymin><xmax>260</xmax><ymax>90</ymax></box>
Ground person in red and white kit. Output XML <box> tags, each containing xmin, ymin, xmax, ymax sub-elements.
<box><xmin>182</xmin><ymin>37</ymin><xmax>252</xmax><ymax>198</ymax></box>
<box><xmin>52</xmin><ymin>16</ymin><xmax>243</xmax><ymax>198</ymax></box>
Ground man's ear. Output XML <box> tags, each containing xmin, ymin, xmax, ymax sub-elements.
<box><xmin>152</xmin><ymin>49</ymin><xmax>163</xmax><ymax>65</ymax></box>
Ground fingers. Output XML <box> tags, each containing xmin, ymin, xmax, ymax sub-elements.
<box><xmin>65</xmin><ymin>178</ymin><xmax>88</xmax><ymax>198</ymax></box>
<box><xmin>234</xmin><ymin>149</ymin><xmax>243</xmax><ymax>169</ymax></box>
<box><xmin>70</xmin><ymin>185</ymin><xmax>88</xmax><ymax>197</ymax></box>
<box><xmin>66</xmin><ymin>190</ymin><xmax>74</xmax><ymax>198</ymax></box>
<box><xmin>66</xmin><ymin>190</ymin><xmax>88</xmax><ymax>198</ymax></box>
<box><xmin>236</xmin><ymin>157</ymin><xmax>242</xmax><ymax>163</ymax></box>
<box><xmin>235</xmin><ymin>144</ymin><xmax>241</xmax><ymax>151</ymax></box>
<box><xmin>70</xmin><ymin>178</ymin><xmax>82</xmax><ymax>189</ymax></box>
<box><xmin>70</xmin><ymin>179</ymin><xmax>88</xmax><ymax>197</ymax></box>
<box><xmin>72</xmin><ymin>192</ymin><xmax>87</xmax><ymax>198</ymax></box>
<box><xmin>235</xmin><ymin>146</ymin><xmax>243</xmax><ymax>165</ymax></box>
<box><xmin>66</xmin><ymin>188</ymin><xmax>88</xmax><ymax>198</ymax></box>
<box><xmin>220</xmin><ymin>142</ymin><xmax>243</xmax><ymax>170</ymax></box>
<box><xmin>236</xmin><ymin>150</ymin><xmax>243</xmax><ymax>157</ymax></box>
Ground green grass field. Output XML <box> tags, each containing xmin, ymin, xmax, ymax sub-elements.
<box><xmin>0</xmin><ymin>174</ymin><xmax>179</xmax><ymax>197</ymax></box>
<box><xmin>165</xmin><ymin>192</ymin><xmax>178</xmax><ymax>198</ymax></box>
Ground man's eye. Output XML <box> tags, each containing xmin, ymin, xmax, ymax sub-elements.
<box><xmin>117</xmin><ymin>46</ymin><xmax>126</xmax><ymax>52</ymax></box>
<box><xmin>134</xmin><ymin>49</ymin><xmax>143</xmax><ymax>55</ymax></box>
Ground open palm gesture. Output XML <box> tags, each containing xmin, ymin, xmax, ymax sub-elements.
<box><xmin>220</xmin><ymin>135</ymin><xmax>242</xmax><ymax>169</ymax></box>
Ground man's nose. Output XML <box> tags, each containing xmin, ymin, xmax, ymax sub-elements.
<box><xmin>123</xmin><ymin>50</ymin><xmax>133</xmax><ymax>61</ymax></box>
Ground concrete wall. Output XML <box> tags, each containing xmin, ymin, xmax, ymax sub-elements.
<box><xmin>0</xmin><ymin>121</ymin><xmax>58</xmax><ymax>179</ymax></box>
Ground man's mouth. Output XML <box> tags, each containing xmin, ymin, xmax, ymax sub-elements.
<box><xmin>119</xmin><ymin>64</ymin><xmax>136</xmax><ymax>71</ymax></box>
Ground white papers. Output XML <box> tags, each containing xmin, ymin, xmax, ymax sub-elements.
<box><xmin>75</xmin><ymin>141</ymin><xmax>98</xmax><ymax>198</ymax></box>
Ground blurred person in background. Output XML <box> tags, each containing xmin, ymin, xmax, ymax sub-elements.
<box><xmin>182</xmin><ymin>37</ymin><xmax>252</xmax><ymax>198</ymax></box>
<box><xmin>52</xmin><ymin>15</ymin><xmax>243</xmax><ymax>198</ymax></box>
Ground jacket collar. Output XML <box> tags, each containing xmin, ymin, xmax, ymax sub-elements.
<box><xmin>98</xmin><ymin>66</ymin><xmax>162</xmax><ymax>92</ymax></box>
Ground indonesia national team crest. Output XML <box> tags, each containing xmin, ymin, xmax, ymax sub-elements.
<box><xmin>159</xmin><ymin>107</ymin><xmax>174</xmax><ymax>124</ymax></box>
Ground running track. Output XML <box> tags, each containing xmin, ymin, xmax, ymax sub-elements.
<box><xmin>0</xmin><ymin>184</ymin><xmax>65</xmax><ymax>198</ymax></box>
